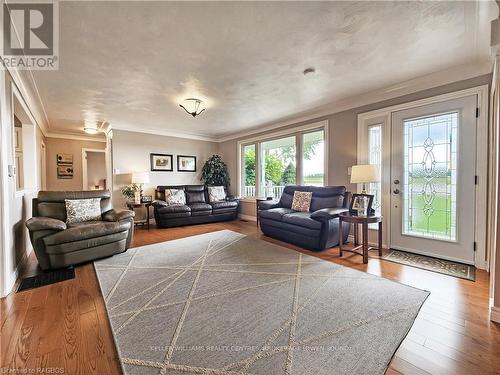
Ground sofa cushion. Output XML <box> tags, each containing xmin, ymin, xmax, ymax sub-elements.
<box><xmin>259</xmin><ymin>208</ymin><xmax>294</xmax><ymax>221</ymax></box>
<box><xmin>211</xmin><ymin>201</ymin><xmax>238</xmax><ymax>210</ymax></box>
<box><xmin>186</xmin><ymin>191</ymin><xmax>206</xmax><ymax>204</ymax></box>
<box><xmin>282</xmin><ymin>212</ymin><xmax>322</xmax><ymax>230</ymax></box>
<box><xmin>189</xmin><ymin>203</ymin><xmax>212</xmax><ymax>212</ymax></box>
<box><xmin>43</xmin><ymin>221</ymin><xmax>130</xmax><ymax>247</ymax></box>
<box><xmin>65</xmin><ymin>198</ymin><xmax>102</xmax><ymax>224</ymax></box>
<box><xmin>279</xmin><ymin>186</ymin><xmax>311</xmax><ymax>208</ymax></box>
<box><xmin>291</xmin><ymin>191</ymin><xmax>312</xmax><ymax>212</ymax></box>
<box><xmin>310</xmin><ymin>186</ymin><xmax>346</xmax><ymax>211</ymax></box>
<box><xmin>157</xmin><ymin>204</ymin><xmax>191</xmax><ymax>218</ymax></box>
<box><xmin>208</xmin><ymin>186</ymin><xmax>226</xmax><ymax>203</ymax></box>
<box><xmin>164</xmin><ymin>189</ymin><xmax>186</xmax><ymax>205</ymax></box>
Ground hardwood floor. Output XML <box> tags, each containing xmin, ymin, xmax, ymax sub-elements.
<box><xmin>1</xmin><ymin>220</ymin><xmax>499</xmax><ymax>374</ymax></box>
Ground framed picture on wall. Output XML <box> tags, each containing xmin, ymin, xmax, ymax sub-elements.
<box><xmin>177</xmin><ymin>155</ymin><xmax>196</xmax><ymax>172</ymax></box>
<box><xmin>150</xmin><ymin>153</ymin><xmax>173</xmax><ymax>171</ymax></box>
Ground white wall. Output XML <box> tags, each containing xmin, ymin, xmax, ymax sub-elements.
<box><xmin>0</xmin><ymin>71</ymin><xmax>44</xmax><ymax>297</ymax></box>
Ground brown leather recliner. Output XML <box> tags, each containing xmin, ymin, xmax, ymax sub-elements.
<box><xmin>25</xmin><ymin>190</ymin><xmax>135</xmax><ymax>270</ymax></box>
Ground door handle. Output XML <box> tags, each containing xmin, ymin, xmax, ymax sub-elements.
<box><xmin>394</xmin><ymin>179</ymin><xmax>400</xmax><ymax>185</ymax></box>
<box><xmin>393</xmin><ymin>189</ymin><xmax>400</xmax><ymax>194</ymax></box>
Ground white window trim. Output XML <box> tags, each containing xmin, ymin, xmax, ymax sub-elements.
<box><xmin>357</xmin><ymin>84</ymin><xmax>489</xmax><ymax>270</ymax></box>
<box><xmin>237</xmin><ymin>120</ymin><xmax>328</xmax><ymax>200</ymax></box>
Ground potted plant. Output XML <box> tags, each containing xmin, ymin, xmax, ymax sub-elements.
<box><xmin>201</xmin><ymin>155</ymin><xmax>230</xmax><ymax>187</ymax></box>
<box><xmin>121</xmin><ymin>184</ymin><xmax>139</xmax><ymax>201</ymax></box>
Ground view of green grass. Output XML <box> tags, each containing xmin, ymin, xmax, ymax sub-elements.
<box><xmin>406</xmin><ymin>176</ymin><xmax>454</xmax><ymax>238</ymax></box>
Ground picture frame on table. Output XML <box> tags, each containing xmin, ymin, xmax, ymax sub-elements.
<box><xmin>177</xmin><ymin>155</ymin><xmax>196</xmax><ymax>172</ymax></box>
<box><xmin>150</xmin><ymin>153</ymin><xmax>173</xmax><ymax>171</ymax></box>
<box><xmin>349</xmin><ymin>193</ymin><xmax>374</xmax><ymax>216</ymax></box>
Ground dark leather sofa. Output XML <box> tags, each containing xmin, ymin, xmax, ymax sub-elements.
<box><xmin>25</xmin><ymin>190</ymin><xmax>135</xmax><ymax>270</ymax></box>
<box><xmin>259</xmin><ymin>185</ymin><xmax>351</xmax><ymax>251</ymax></box>
<box><xmin>153</xmin><ymin>185</ymin><xmax>239</xmax><ymax>228</ymax></box>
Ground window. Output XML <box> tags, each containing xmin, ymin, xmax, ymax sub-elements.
<box><xmin>242</xmin><ymin>144</ymin><xmax>256</xmax><ymax>197</ymax></box>
<box><xmin>302</xmin><ymin>130</ymin><xmax>325</xmax><ymax>186</ymax></box>
<box><xmin>239</xmin><ymin>123</ymin><xmax>327</xmax><ymax>200</ymax></box>
<box><xmin>368</xmin><ymin>125</ymin><xmax>382</xmax><ymax>216</ymax></box>
<box><xmin>259</xmin><ymin>136</ymin><xmax>296</xmax><ymax>198</ymax></box>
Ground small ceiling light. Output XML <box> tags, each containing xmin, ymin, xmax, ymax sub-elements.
<box><xmin>179</xmin><ymin>98</ymin><xmax>206</xmax><ymax>117</ymax></box>
<box><xmin>303</xmin><ymin>67</ymin><xmax>316</xmax><ymax>75</ymax></box>
<box><xmin>84</xmin><ymin>126</ymin><xmax>99</xmax><ymax>134</ymax></box>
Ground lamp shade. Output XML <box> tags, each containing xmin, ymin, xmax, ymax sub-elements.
<box><xmin>132</xmin><ymin>172</ymin><xmax>150</xmax><ymax>184</ymax></box>
<box><xmin>350</xmin><ymin>165</ymin><xmax>379</xmax><ymax>184</ymax></box>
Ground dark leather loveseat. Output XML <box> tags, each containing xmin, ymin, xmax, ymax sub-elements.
<box><xmin>259</xmin><ymin>185</ymin><xmax>351</xmax><ymax>251</ymax></box>
<box><xmin>25</xmin><ymin>190</ymin><xmax>135</xmax><ymax>270</ymax></box>
<box><xmin>153</xmin><ymin>185</ymin><xmax>239</xmax><ymax>228</ymax></box>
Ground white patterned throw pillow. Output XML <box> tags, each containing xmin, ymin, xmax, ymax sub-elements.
<box><xmin>65</xmin><ymin>198</ymin><xmax>102</xmax><ymax>224</ymax></box>
<box><xmin>208</xmin><ymin>186</ymin><xmax>226</xmax><ymax>203</ymax></box>
<box><xmin>164</xmin><ymin>189</ymin><xmax>186</xmax><ymax>205</ymax></box>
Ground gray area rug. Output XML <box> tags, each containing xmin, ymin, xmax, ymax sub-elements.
<box><xmin>94</xmin><ymin>230</ymin><xmax>429</xmax><ymax>375</ymax></box>
<box><xmin>382</xmin><ymin>249</ymin><xmax>475</xmax><ymax>281</ymax></box>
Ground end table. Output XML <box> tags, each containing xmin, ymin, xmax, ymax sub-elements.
<box><xmin>338</xmin><ymin>212</ymin><xmax>382</xmax><ymax>264</ymax></box>
<box><xmin>127</xmin><ymin>201</ymin><xmax>153</xmax><ymax>230</ymax></box>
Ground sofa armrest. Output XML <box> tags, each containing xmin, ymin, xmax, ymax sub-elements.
<box><xmin>102</xmin><ymin>209</ymin><xmax>135</xmax><ymax>222</ymax></box>
<box><xmin>226</xmin><ymin>195</ymin><xmax>240</xmax><ymax>202</ymax></box>
<box><xmin>343</xmin><ymin>192</ymin><xmax>352</xmax><ymax>208</ymax></box>
<box><xmin>152</xmin><ymin>200</ymin><xmax>168</xmax><ymax>207</ymax></box>
<box><xmin>310</xmin><ymin>208</ymin><xmax>348</xmax><ymax>222</ymax></box>
<box><xmin>259</xmin><ymin>200</ymin><xmax>280</xmax><ymax>210</ymax></box>
<box><xmin>25</xmin><ymin>217</ymin><xmax>66</xmax><ymax>232</ymax></box>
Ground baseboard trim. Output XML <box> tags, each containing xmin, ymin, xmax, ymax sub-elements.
<box><xmin>490</xmin><ymin>306</ymin><xmax>500</xmax><ymax>323</ymax></box>
<box><xmin>239</xmin><ymin>214</ymin><xmax>257</xmax><ymax>222</ymax></box>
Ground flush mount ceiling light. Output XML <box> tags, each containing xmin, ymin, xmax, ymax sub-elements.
<box><xmin>179</xmin><ymin>98</ymin><xmax>206</xmax><ymax>117</ymax></box>
<box><xmin>83</xmin><ymin>120</ymin><xmax>105</xmax><ymax>135</ymax></box>
<box><xmin>84</xmin><ymin>126</ymin><xmax>99</xmax><ymax>135</ymax></box>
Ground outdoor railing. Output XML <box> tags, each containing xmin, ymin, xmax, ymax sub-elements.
<box><xmin>244</xmin><ymin>185</ymin><xmax>285</xmax><ymax>199</ymax></box>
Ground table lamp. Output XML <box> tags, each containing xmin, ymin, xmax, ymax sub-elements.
<box><xmin>350</xmin><ymin>165</ymin><xmax>379</xmax><ymax>194</ymax></box>
<box><xmin>132</xmin><ymin>172</ymin><xmax>150</xmax><ymax>203</ymax></box>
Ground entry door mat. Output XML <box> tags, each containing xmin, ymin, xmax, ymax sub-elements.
<box><xmin>383</xmin><ymin>249</ymin><xmax>475</xmax><ymax>281</ymax></box>
<box><xmin>17</xmin><ymin>267</ymin><xmax>75</xmax><ymax>292</ymax></box>
<box><xmin>95</xmin><ymin>230</ymin><xmax>429</xmax><ymax>375</ymax></box>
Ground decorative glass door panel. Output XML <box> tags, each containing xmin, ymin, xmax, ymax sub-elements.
<box><xmin>390</xmin><ymin>96</ymin><xmax>476</xmax><ymax>264</ymax></box>
<box><xmin>403</xmin><ymin>112</ymin><xmax>457</xmax><ymax>241</ymax></box>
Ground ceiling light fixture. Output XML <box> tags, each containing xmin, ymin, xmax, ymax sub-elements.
<box><xmin>179</xmin><ymin>98</ymin><xmax>206</xmax><ymax>117</ymax></box>
<box><xmin>84</xmin><ymin>120</ymin><xmax>104</xmax><ymax>135</ymax></box>
<box><xmin>84</xmin><ymin>126</ymin><xmax>99</xmax><ymax>134</ymax></box>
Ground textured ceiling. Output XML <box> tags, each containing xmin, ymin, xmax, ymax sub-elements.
<box><xmin>30</xmin><ymin>1</ymin><xmax>495</xmax><ymax>139</ymax></box>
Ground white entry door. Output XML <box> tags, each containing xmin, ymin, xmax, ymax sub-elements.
<box><xmin>390</xmin><ymin>96</ymin><xmax>477</xmax><ymax>264</ymax></box>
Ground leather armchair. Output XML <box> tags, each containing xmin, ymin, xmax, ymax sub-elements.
<box><xmin>26</xmin><ymin>190</ymin><xmax>135</xmax><ymax>270</ymax></box>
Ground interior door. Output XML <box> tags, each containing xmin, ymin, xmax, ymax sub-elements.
<box><xmin>390</xmin><ymin>96</ymin><xmax>477</xmax><ymax>264</ymax></box>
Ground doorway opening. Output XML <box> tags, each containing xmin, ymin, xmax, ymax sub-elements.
<box><xmin>82</xmin><ymin>148</ymin><xmax>106</xmax><ymax>190</ymax></box>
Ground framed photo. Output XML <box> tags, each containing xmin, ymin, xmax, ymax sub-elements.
<box><xmin>141</xmin><ymin>195</ymin><xmax>153</xmax><ymax>203</ymax></box>
<box><xmin>57</xmin><ymin>153</ymin><xmax>73</xmax><ymax>165</ymax></box>
<box><xmin>349</xmin><ymin>193</ymin><xmax>374</xmax><ymax>215</ymax></box>
<box><xmin>177</xmin><ymin>155</ymin><xmax>196</xmax><ymax>172</ymax></box>
<box><xmin>150</xmin><ymin>153</ymin><xmax>173</xmax><ymax>171</ymax></box>
<box><xmin>57</xmin><ymin>165</ymin><xmax>73</xmax><ymax>179</ymax></box>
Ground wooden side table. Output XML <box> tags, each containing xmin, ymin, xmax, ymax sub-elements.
<box><xmin>126</xmin><ymin>201</ymin><xmax>153</xmax><ymax>230</ymax></box>
<box><xmin>338</xmin><ymin>212</ymin><xmax>382</xmax><ymax>264</ymax></box>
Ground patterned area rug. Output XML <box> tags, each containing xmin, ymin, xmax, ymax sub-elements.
<box><xmin>95</xmin><ymin>230</ymin><xmax>429</xmax><ymax>375</ymax></box>
<box><xmin>382</xmin><ymin>249</ymin><xmax>475</xmax><ymax>281</ymax></box>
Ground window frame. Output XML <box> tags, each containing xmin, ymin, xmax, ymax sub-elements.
<box><xmin>237</xmin><ymin>120</ymin><xmax>328</xmax><ymax>200</ymax></box>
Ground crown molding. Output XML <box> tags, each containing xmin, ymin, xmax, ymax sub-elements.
<box><xmin>46</xmin><ymin>132</ymin><xmax>106</xmax><ymax>143</ymax></box>
<box><xmin>216</xmin><ymin>60</ymin><xmax>493</xmax><ymax>143</ymax></box>
<box><xmin>111</xmin><ymin>124</ymin><xmax>218</xmax><ymax>142</ymax></box>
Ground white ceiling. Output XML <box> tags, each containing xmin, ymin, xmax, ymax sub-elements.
<box><xmin>29</xmin><ymin>1</ymin><xmax>496</xmax><ymax>141</ymax></box>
